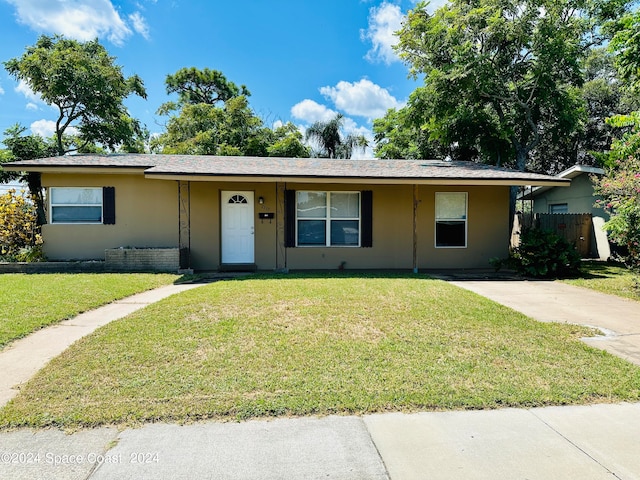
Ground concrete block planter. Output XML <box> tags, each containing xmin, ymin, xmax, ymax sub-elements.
<box><xmin>105</xmin><ymin>247</ymin><xmax>180</xmax><ymax>272</ymax></box>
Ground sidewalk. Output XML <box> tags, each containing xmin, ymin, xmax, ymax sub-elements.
<box><xmin>1</xmin><ymin>276</ymin><xmax>640</xmax><ymax>479</ymax></box>
<box><xmin>1</xmin><ymin>403</ymin><xmax>639</xmax><ymax>479</ymax></box>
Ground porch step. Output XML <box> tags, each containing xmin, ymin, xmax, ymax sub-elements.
<box><xmin>219</xmin><ymin>263</ymin><xmax>257</xmax><ymax>272</ymax></box>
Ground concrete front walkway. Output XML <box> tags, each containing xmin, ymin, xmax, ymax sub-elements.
<box><xmin>441</xmin><ymin>277</ymin><xmax>640</xmax><ymax>366</ymax></box>
<box><xmin>0</xmin><ymin>283</ymin><xmax>205</xmax><ymax>407</ymax></box>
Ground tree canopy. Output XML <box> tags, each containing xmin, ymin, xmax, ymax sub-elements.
<box><xmin>4</xmin><ymin>34</ymin><xmax>147</xmax><ymax>156</ymax></box>
<box><xmin>378</xmin><ymin>0</ymin><xmax>633</xmax><ymax>171</ymax></box>
<box><xmin>607</xmin><ymin>9</ymin><xmax>640</xmax><ymax>93</ymax></box>
<box><xmin>162</xmin><ymin>67</ymin><xmax>250</xmax><ymax>111</ymax></box>
<box><xmin>153</xmin><ymin>67</ymin><xmax>309</xmax><ymax>157</ymax></box>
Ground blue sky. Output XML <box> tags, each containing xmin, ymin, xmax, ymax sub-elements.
<box><xmin>0</xmin><ymin>0</ymin><xmax>445</xmax><ymax>157</ymax></box>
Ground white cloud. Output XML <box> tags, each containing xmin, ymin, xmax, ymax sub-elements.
<box><xmin>30</xmin><ymin>119</ymin><xmax>79</xmax><ymax>138</ymax></box>
<box><xmin>422</xmin><ymin>0</ymin><xmax>449</xmax><ymax>13</ymax></box>
<box><xmin>30</xmin><ymin>119</ymin><xmax>56</xmax><ymax>138</ymax></box>
<box><xmin>0</xmin><ymin>84</ymin><xmax>4</xmax><ymax>95</ymax></box>
<box><xmin>129</xmin><ymin>11</ymin><xmax>150</xmax><ymax>39</ymax></box>
<box><xmin>5</xmin><ymin>0</ymin><xmax>135</xmax><ymax>46</ymax></box>
<box><xmin>361</xmin><ymin>2</ymin><xmax>404</xmax><ymax>65</ymax></box>
<box><xmin>291</xmin><ymin>99</ymin><xmax>338</xmax><ymax>124</ymax></box>
<box><xmin>15</xmin><ymin>79</ymin><xmax>42</xmax><ymax>103</ymax></box>
<box><xmin>26</xmin><ymin>102</ymin><xmax>39</xmax><ymax>111</ymax></box>
<box><xmin>290</xmin><ymin>99</ymin><xmax>376</xmax><ymax>159</ymax></box>
<box><xmin>319</xmin><ymin>79</ymin><xmax>403</xmax><ymax>120</ymax></box>
<box><xmin>343</xmin><ymin>121</ymin><xmax>375</xmax><ymax>159</ymax></box>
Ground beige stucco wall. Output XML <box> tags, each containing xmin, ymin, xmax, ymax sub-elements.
<box><xmin>188</xmin><ymin>181</ymin><xmax>276</xmax><ymax>271</ymax></box>
<box><xmin>416</xmin><ymin>185</ymin><xmax>510</xmax><ymax>269</ymax></box>
<box><xmin>284</xmin><ymin>183</ymin><xmax>510</xmax><ymax>270</ymax></box>
<box><xmin>39</xmin><ymin>174</ymin><xmax>511</xmax><ymax>270</ymax></box>
<box><xmin>41</xmin><ymin>173</ymin><xmax>178</xmax><ymax>260</ymax></box>
<box><xmin>532</xmin><ymin>173</ymin><xmax>608</xmax><ymax>219</ymax></box>
<box><xmin>284</xmin><ymin>183</ymin><xmax>414</xmax><ymax>270</ymax></box>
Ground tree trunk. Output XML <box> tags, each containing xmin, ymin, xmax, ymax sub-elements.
<box><xmin>515</xmin><ymin>146</ymin><xmax>528</xmax><ymax>172</ymax></box>
<box><xmin>509</xmin><ymin>145</ymin><xmax>529</xmax><ymax>236</ymax></box>
<box><xmin>26</xmin><ymin>172</ymin><xmax>46</xmax><ymax>226</ymax></box>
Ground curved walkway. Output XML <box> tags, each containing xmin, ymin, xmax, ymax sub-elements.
<box><xmin>0</xmin><ymin>283</ymin><xmax>205</xmax><ymax>407</ymax></box>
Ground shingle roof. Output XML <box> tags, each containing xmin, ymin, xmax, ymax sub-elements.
<box><xmin>4</xmin><ymin>154</ymin><xmax>569</xmax><ymax>186</ymax></box>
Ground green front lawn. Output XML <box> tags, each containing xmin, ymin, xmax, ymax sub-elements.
<box><xmin>564</xmin><ymin>261</ymin><xmax>639</xmax><ymax>300</ymax></box>
<box><xmin>0</xmin><ymin>273</ymin><xmax>180</xmax><ymax>349</ymax></box>
<box><xmin>2</xmin><ymin>273</ymin><xmax>639</xmax><ymax>429</ymax></box>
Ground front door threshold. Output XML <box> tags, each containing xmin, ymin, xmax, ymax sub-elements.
<box><xmin>219</xmin><ymin>263</ymin><xmax>257</xmax><ymax>272</ymax></box>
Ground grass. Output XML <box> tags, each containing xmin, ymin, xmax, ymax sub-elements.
<box><xmin>563</xmin><ymin>261</ymin><xmax>640</xmax><ymax>300</ymax></box>
<box><xmin>0</xmin><ymin>273</ymin><xmax>180</xmax><ymax>349</ymax></box>
<box><xmin>1</xmin><ymin>272</ymin><xmax>639</xmax><ymax>429</ymax></box>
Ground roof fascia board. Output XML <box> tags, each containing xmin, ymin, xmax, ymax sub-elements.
<box><xmin>559</xmin><ymin>165</ymin><xmax>604</xmax><ymax>179</ymax></box>
<box><xmin>3</xmin><ymin>166</ymin><xmax>148</xmax><ymax>175</ymax></box>
<box><xmin>143</xmin><ymin>173</ymin><xmax>570</xmax><ymax>187</ymax></box>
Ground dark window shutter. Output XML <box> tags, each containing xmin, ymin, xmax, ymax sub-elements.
<box><xmin>284</xmin><ymin>189</ymin><xmax>296</xmax><ymax>247</ymax></box>
<box><xmin>361</xmin><ymin>190</ymin><xmax>373</xmax><ymax>248</ymax></box>
<box><xmin>103</xmin><ymin>187</ymin><xmax>115</xmax><ymax>225</ymax></box>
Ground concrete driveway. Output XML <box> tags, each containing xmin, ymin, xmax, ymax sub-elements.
<box><xmin>436</xmin><ymin>275</ymin><xmax>640</xmax><ymax>366</ymax></box>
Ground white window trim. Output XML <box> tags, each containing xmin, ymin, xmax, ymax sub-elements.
<box><xmin>296</xmin><ymin>191</ymin><xmax>361</xmax><ymax>247</ymax></box>
<box><xmin>435</xmin><ymin>192</ymin><xmax>468</xmax><ymax>249</ymax></box>
<box><xmin>49</xmin><ymin>187</ymin><xmax>103</xmax><ymax>225</ymax></box>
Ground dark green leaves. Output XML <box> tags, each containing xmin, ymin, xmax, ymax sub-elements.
<box><xmin>4</xmin><ymin>35</ymin><xmax>147</xmax><ymax>155</ymax></box>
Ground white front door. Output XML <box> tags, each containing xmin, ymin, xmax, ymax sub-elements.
<box><xmin>221</xmin><ymin>191</ymin><xmax>255</xmax><ymax>264</ymax></box>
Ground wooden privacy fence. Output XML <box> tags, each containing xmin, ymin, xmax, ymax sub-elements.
<box><xmin>511</xmin><ymin>213</ymin><xmax>593</xmax><ymax>257</ymax></box>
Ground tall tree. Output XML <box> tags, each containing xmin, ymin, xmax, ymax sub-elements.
<box><xmin>153</xmin><ymin>95</ymin><xmax>269</xmax><ymax>155</ymax></box>
<box><xmin>154</xmin><ymin>67</ymin><xmax>309</xmax><ymax>157</ymax></box>
<box><xmin>607</xmin><ymin>9</ymin><xmax>640</xmax><ymax>93</ymax></box>
<box><xmin>305</xmin><ymin>114</ymin><xmax>368</xmax><ymax>159</ymax></box>
<box><xmin>4</xmin><ymin>34</ymin><xmax>147</xmax><ymax>156</ymax></box>
<box><xmin>374</xmin><ymin>92</ymin><xmax>512</xmax><ymax>163</ymax></box>
<box><xmin>266</xmin><ymin>123</ymin><xmax>311</xmax><ymax>158</ymax></box>
<box><xmin>161</xmin><ymin>67</ymin><xmax>250</xmax><ymax>111</ymax></box>
<box><xmin>528</xmin><ymin>48</ymin><xmax>639</xmax><ymax>173</ymax></box>
<box><xmin>394</xmin><ymin>0</ymin><xmax>630</xmax><ymax>172</ymax></box>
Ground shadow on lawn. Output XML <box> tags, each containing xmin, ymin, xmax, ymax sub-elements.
<box><xmin>185</xmin><ymin>269</ymin><xmax>524</xmax><ymax>283</ymax></box>
<box><xmin>576</xmin><ymin>260</ymin><xmax>633</xmax><ymax>280</ymax></box>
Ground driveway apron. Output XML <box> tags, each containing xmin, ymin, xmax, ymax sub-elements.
<box><xmin>443</xmin><ymin>277</ymin><xmax>640</xmax><ymax>366</ymax></box>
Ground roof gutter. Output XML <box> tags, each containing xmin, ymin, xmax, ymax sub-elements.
<box><xmin>143</xmin><ymin>172</ymin><xmax>571</xmax><ymax>187</ymax></box>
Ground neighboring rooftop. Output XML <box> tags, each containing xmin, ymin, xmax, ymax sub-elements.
<box><xmin>521</xmin><ymin>164</ymin><xmax>604</xmax><ymax>199</ymax></box>
<box><xmin>4</xmin><ymin>154</ymin><xmax>570</xmax><ymax>186</ymax></box>
<box><xmin>0</xmin><ymin>180</ymin><xmax>25</xmax><ymax>196</ymax></box>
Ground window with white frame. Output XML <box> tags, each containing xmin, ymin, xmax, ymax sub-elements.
<box><xmin>296</xmin><ymin>191</ymin><xmax>361</xmax><ymax>246</ymax></box>
<box><xmin>435</xmin><ymin>192</ymin><xmax>467</xmax><ymax>248</ymax></box>
<box><xmin>50</xmin><ymin>187</ymin><xmax>103</xmax><ymax>224</ymax></box>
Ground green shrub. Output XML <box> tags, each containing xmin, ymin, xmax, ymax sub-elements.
<box><xmin>512</xmin><ymin>229</ymin><xmax>582</xmax><ymax>278</ymax></box>
<box><xmin>0</xmin><ymin>189</ymin><xmax>46</xmax><ymax>262</ymax></box>
<box><xmin>495</xmin><ymin>229</ymin><xmax>581</xmax><ymax>278</ymax></box>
